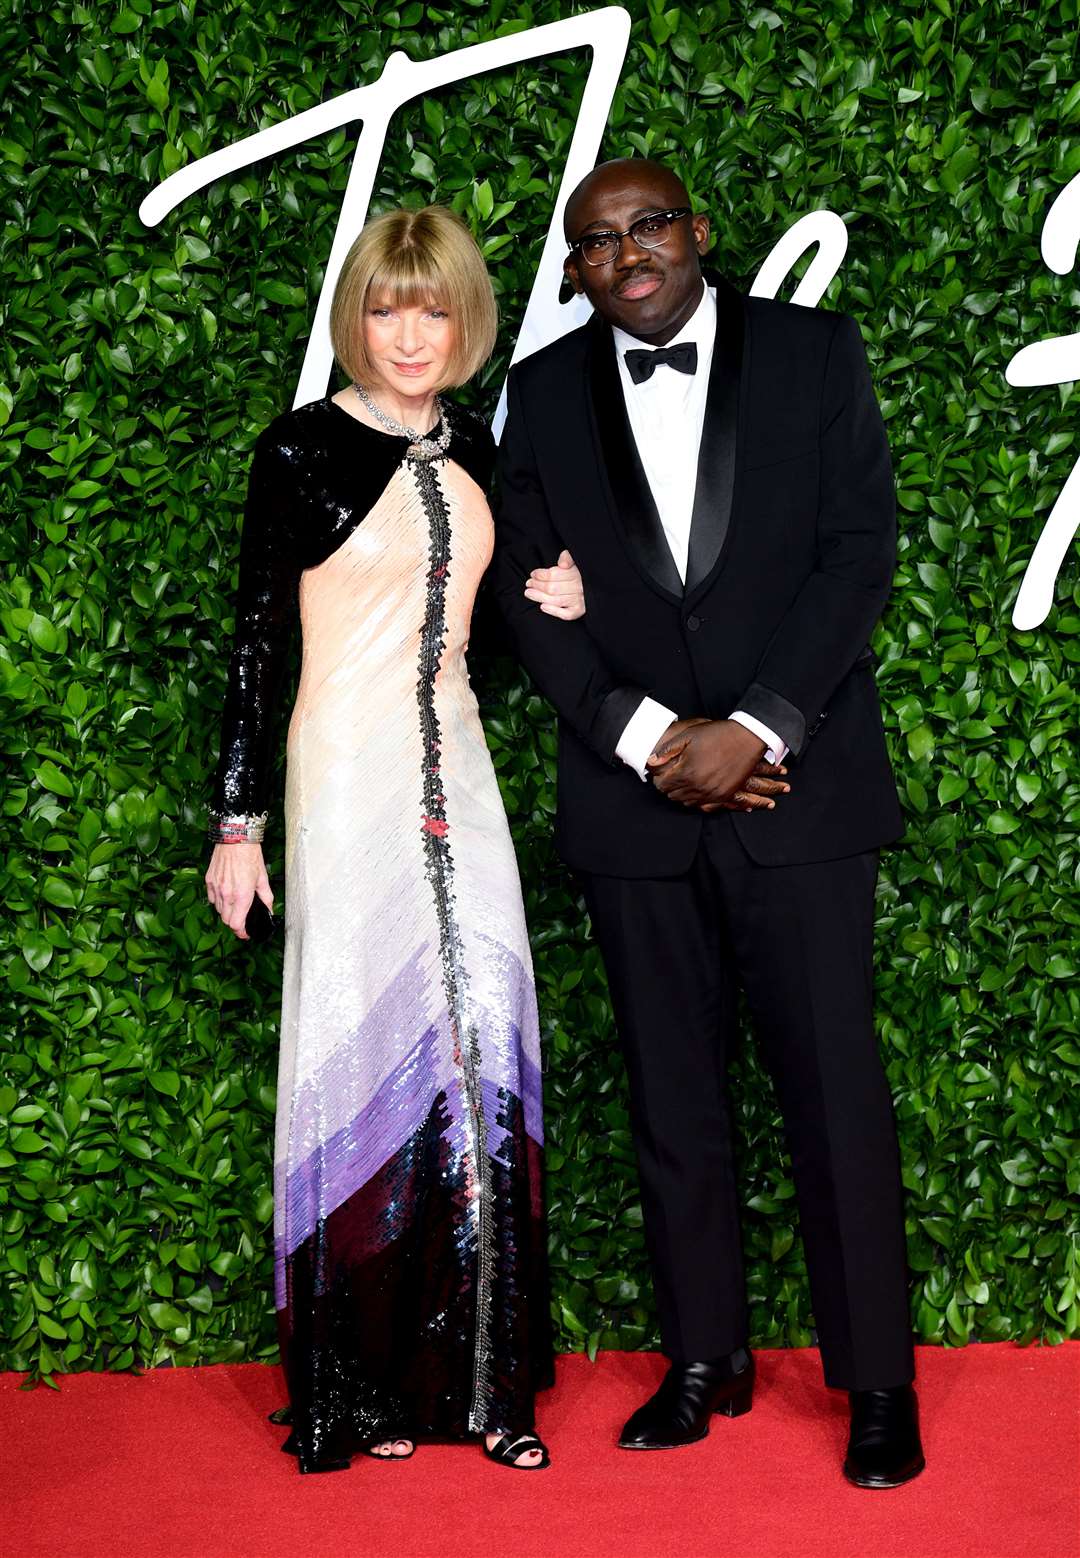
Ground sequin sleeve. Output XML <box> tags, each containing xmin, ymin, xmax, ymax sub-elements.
<box><xmin>444</xmin><ymin>399</ymin><xmax>496</xmax><ymax>493</ymax></box>
<box><xmin>208</xmin><ymin>427</ymin><xmax>306</xmax><ymax>840</ymax></box>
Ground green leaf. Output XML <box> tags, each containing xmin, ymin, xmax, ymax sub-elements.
<box><xmin>11</xmin><ymin>1130</ymin><xmax>47</xmax><ymax>1153</ymax></box>
<box><xmin>770</xmin><ymin>1227</ymin><xmax>795</xmax><ymax>1262</ymax></box>
<box><xmin>986</xmin><ymin>811</ymin><xmax>1021</xmax><ymax>835</ymax></box>
<box><xmin>148</xmin><ymin>1302</ymin><xmax>185</xmax><ymax>1330</ymax></box>
<box><xmin>256</xmin><ymin>278</ymin><xmax>306</xmax><ymax>307</ymax></box>
<box><xmin>937</xmin><ymin>773</ymin><xmax>968</xmax><ymax>805</ymax></box>
<box><xmin>559</xmin><ymin>1302</ymin><xmax>588</xmax><ymax>1337</ymax></box>
<box><xmin>34</xmin><ymin>762</ymin><xmax>74</xmax><ymax>798</ymax></box>
<box><xmin>907</xmin><ymin>723</ymin><xmax>935</xmax><ymax>761</ymax></box>
<box><xmin>21</xmin><ymin>934</ymin><xmax>54</xmax><ymax>971</ymax></box>
<box><xmin>945</xmin><ymin>1295</ymin><xmax>969</xmax><ymax>1338</ymax></box>
<box><xmin>27</xmin><ymin>615</ymin><xmax>60</xmax><ymax>652</ymax></box>
<box><xmin>42</xmin><ymin>877</ymin><xmax>77</xmax><ymax>908</ymax></box>
<box><xmin>474</xmin><ymin>179</ymin><xmax>494</xmax><ymax>220</ymax></box>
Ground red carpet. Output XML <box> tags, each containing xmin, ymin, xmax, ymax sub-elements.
<box><xmin>3</xmin><ymin>1344</ymin><xmax>1077</xmax><ymax>1558</ymax></box>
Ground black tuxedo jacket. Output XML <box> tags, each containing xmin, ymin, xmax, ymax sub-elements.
<box><xmin>491</xmin><ymin>272</ymin><xmax>904</xmax><ymax>877</ymax></box>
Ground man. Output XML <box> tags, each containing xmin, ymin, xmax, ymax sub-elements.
<box><xmin>492</xmin><ymin>158</ymin><xmax>924</xmax><ymax>1488</ymax></box>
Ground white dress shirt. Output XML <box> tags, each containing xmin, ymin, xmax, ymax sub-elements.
<box><xmin>610</xmin><ymin>281</ymin><xmax>788</xmax><ymax>779</ymax></box>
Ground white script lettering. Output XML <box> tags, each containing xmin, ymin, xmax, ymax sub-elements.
<box><xmin>139</xmin><ymin>6</ymin><xmax>849</xmax><ymax>437</ymax></box>
<box><xmin>1004</xmin><ymin>168</ymin><xmax>1080</xmax><ymax>630</ymax></box>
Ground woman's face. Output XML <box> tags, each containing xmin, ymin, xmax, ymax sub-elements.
<box><xmin>362</xmin><ymin>294</ymin><xmax>453</xmax><ymax>398</ymax></box>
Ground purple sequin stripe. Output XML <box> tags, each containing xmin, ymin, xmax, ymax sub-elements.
<box><xmin>412</xmin><ymin>451</ymin><xmax>496</xmax><ymax>1433</ymax></box>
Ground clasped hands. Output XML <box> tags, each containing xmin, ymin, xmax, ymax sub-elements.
<box><xmin>519</xmin><ymin>562</ymin><xmax>787</xmax><ymax>812</ymax></box>
<box><xmin>646</xmin><ymin>719</ymin><xmax>791</xmax><ymax>813</ymax></box>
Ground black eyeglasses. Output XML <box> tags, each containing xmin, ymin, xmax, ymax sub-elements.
<box><xmin>567</xmin><ymin>207</ymin><xmax>692</xmax><ymax>267</ymax></box>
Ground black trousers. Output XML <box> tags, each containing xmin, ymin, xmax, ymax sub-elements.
<box><xmin>580</xmin><ymin>812</ymin><xmax>915</xmax><ymax>1391</ymax></box>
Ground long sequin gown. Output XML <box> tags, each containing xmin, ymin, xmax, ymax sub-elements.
<box><xmin>210</xmin><ymin>396</ymin><xmax>552</xmax><ymax>1463</ymax></box>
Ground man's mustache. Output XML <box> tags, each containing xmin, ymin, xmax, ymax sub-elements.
<box><xmin>613</xmin><ymin>267</ymin><xmax>663</xmax><ymax>296</ymax></box>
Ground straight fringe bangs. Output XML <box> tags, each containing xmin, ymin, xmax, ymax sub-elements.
<box><xmin>330</xmin><ymin>207</ymin><xmax>498</xmax><ymax>391</ymax></box>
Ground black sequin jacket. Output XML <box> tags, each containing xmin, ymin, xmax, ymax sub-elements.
<box><xmin>209</xmin><ymin>394</ymin><xmax>496</xmax><ymax>829</ymax></box>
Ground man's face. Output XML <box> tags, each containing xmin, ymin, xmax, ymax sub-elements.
<box><xmin>563</xmin><ymin>163</ymin><xmax>711</xmax><ymax>345</ymax></box>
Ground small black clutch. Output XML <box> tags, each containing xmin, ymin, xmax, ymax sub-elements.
<box><xmin>245</xmin><ymin>896</ymin><xmax>276</xmax><ymax>944</ymax></box>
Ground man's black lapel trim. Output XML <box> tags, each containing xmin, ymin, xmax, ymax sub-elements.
<box><xmin>586</xmin><ymin>317</ymin><xmax>684</xmax><ymax>602</ymax></box>
<box><xmin>684</xmin><ymin>275</ymin><xmax>744</xmax><ymax>597</ymax></box>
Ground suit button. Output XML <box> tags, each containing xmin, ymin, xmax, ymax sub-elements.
<box><xmin>686</xmin><ymin>614</ymin><xmax>701</xmax><ymax>631</ymax></box>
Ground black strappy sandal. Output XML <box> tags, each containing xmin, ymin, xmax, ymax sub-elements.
<box><xmin>482</xmin><ymin>1429</ymin><xmax>550</xmax><ymax>1470</ymax></box>
<box><xmin>270</xmin><ymin>1405</ymin><xmax>415</xmax><ymax>1463</ymax></box>
<box><xmin>361</xmin><ymin>1438</ymin><xmax>416</xmax><ymax>1461</ymax></box>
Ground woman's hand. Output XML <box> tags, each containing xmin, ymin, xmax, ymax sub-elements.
<box><xmin>205</xmin><ymin>841</ymin><xmax>273</xmax><ymax>940</ymax></box>
<box><xmin>523</xmin><ymin>549</ymin><xmax>586</xmax><ymax>620</ymax></box>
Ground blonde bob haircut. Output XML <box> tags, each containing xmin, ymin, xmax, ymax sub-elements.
<box><xmin>330</xmin><ymin>206</ymin><xmax>498</xmax><ymax>391</ymax></box>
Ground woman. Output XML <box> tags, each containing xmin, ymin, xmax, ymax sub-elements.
<box><xmin>204</xmin><ymin>205</ymin><xmax>584</xmax><ymax>1473</ymax></box>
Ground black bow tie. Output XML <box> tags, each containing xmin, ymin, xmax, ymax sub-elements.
<box><xmin>623</xmin><ymin>340</ymin><xmax>698</xmax><ymax>385</ymax></box>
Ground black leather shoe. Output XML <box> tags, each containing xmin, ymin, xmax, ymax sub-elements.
<box><xmin>843</xmin><ymin>1384</ymin><xmax>925</xmax><ymax>1488</ymax></box>
<box><xmin>618</xmin><ymin>1350</ymin><xmax>754</xmax><ymax>1450</ymax></box>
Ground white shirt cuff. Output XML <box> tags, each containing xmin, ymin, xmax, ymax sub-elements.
<box><xmin>729</xmin><ymin>710</ymin><xmax>788</xmax><ymax>766</ymax></box>
<box><xmin>615</xmin><ymin>697</ymin><xmax>679</xmax><ymax>781</ymax></box>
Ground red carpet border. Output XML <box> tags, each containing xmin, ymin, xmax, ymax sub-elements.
<box><xmin>2</xmin><ymin>1343</ymin><xmax>1077</xmax><ymax>1558</ymax></box>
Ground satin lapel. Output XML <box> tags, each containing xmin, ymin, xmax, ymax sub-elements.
<box><xmin>586</xmin><ymin>318</ymin><xmax>684</xmax><ymax>602</ymax></box>
<box><xmin>684</xmin><ymin>276</ymin><xmax>745</xmax><ymax>599</ymax></box>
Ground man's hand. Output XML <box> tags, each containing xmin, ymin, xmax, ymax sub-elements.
<box><xmin>646</xmin><ymin>719</ymin><xmax>791</xmax><ymax>812</ymax></box>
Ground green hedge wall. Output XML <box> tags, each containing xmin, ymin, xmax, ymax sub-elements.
<box><xmin>2</xmin><ymin>0</ymin><xmax>1078</xmax><ymax>1383</ymax></box>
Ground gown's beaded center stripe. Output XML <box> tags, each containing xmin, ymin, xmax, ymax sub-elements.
<box><xmin>412</xmin><ymin>451</ymin><xmax>496</xmax><ymax>1432</ymax></box>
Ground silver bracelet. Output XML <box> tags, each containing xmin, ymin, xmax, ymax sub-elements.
<box><xmin>207</xmin><ymin>811</ymin><xmax>268</xmax><ymax>844</ymax></box>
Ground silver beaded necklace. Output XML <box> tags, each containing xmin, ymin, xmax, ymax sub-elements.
<box><xmin>351</xmin><ymin>382</ymin><xmax>451</xmax><ymax>461</ymax></box>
